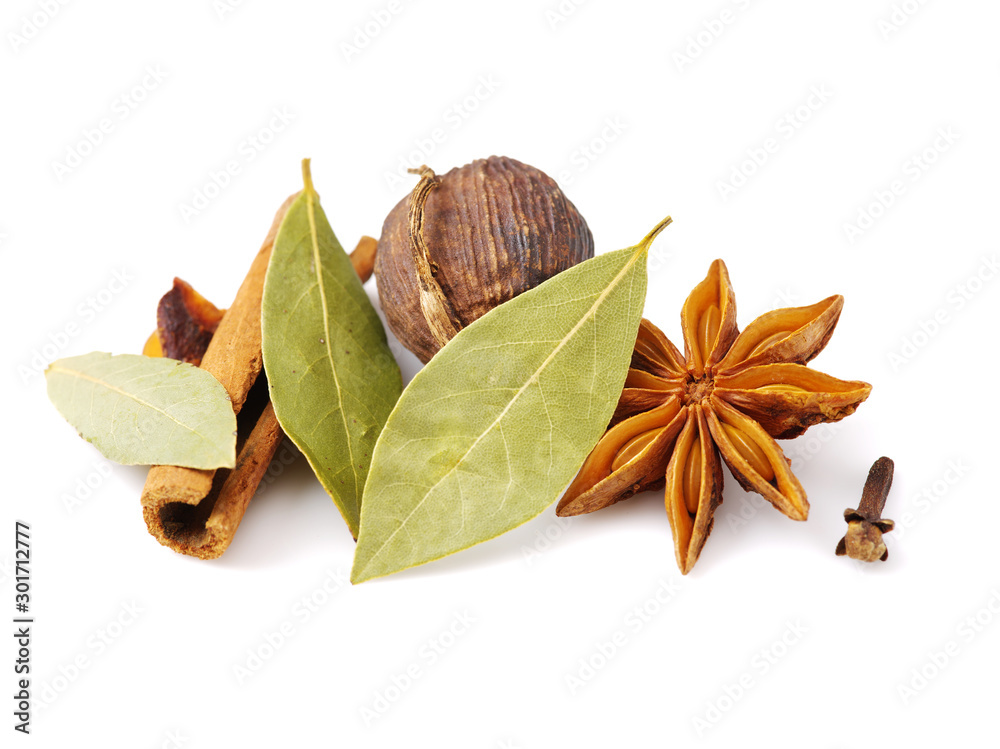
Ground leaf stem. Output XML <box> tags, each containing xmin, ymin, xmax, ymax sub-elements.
<box><xmin>301</xmin><ymin>158</ymin><xmax>315</xmax><ymax>195</ymax></box>
<box><xmin>639</xmin><ymin>215</ymin><xmax>673</xmax><ymax>251</ymax></box>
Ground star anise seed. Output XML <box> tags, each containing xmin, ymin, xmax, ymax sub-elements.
<box><xmin>557</xmin><ymin>259</ymin><xmax>872</xmax><ymax>574</ymax></box>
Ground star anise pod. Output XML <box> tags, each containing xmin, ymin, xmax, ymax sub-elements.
<box><xmin>556</xmin><ymin>259</ymin><xmax>872</xmax><ymax>574</ymax></box>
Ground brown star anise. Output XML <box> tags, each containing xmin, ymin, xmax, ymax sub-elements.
<box><xmin>557</xmin><ymin>259</ymin><xmax>872</xmax><ymax>574</ymax></box>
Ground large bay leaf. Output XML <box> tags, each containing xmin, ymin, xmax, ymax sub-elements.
<box><xmin>45</xmin><ymin>352</ymin><xmax>236</xmax><ymax>469</ymax></box>
<box><xmin>262</xmin><ymin>160</ymin><xmax>402</xmax><ymax>538</ymax></box>
<box><xmin>351</xmin><ymin>218</ymin><xmax>672</xmax><ymax>583</ymax></box>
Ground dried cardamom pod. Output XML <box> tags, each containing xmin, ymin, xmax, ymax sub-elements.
<box><xmin>375</xmin><ymin>155</ymin><xmax>594</xmax><ymax>363</ymax></box>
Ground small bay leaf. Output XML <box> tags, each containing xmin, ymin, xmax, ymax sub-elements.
<box><xmin>45</xmin><ymin>352</ymin><xmax>237</xmax><ymax>469</ymax></box>
<box><xmin>262</xmin><ymin>160</ymin><xmax>402</xmax><ymax>538</ymax></box>
<box><xmin>351</xmin><ymin>218</ymin><xmax>672</xmax><ymax>583</ymax></box>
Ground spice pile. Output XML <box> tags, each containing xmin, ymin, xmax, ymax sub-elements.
<box><xmin>45</xmin><ymin>156</ymin><xmax>878</xmax><ymax>580</ymax></box>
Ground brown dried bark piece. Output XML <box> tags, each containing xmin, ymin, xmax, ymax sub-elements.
<box><xmin>154</xmin><ymin>278</ymin><xmax>226</xmax><ymax>365</ymax></box>
<box><xmin>557</xmin><ymin>259</ymin><xmax>872</xmax><ymax>575</ymax></box>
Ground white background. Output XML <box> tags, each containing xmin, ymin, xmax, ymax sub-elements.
<box><xmin>3</xmin><ymin>0</ymin><xmax>998</xmax><ymax>745</ymax></box>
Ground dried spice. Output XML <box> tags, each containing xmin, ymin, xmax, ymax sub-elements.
<box><xmin>144</xmin><ymin>279</ymin><xmax>226</xmax><ymax>365</ymax></box>
<box><xmin>143</xmin><ymin>236</ymin><xmax>378</xmax><ymax>366</ymax></box>
<box><xmin>557</xmin><ymin>259</ymin><xmax>872</xmax><ymax>574</ymax></box>
<box><xmin>349</xmin><ymin>235</ymin><xmax>378</xmax><ymax>283</ymax></box>
<box><xmin>45</xmin><ymin>352</ymin><xmax>237</xmax><ymax>469</ymax></box>
<box><xmin>143</xmin><ymin>183</ymin><xmax>383</xmax><ymax>558</ymax></box>
<box><xmin>140</xmin><ymin>192</ymin><xmax>297</xmax><ymax>559</ymax></box>
<box><xmin>375</xmin><ymin>156</ymin><xmax>594</xmax><ymax>363</ymax></box>
<box><xmin>836</xmin><ymin>456</ymin><xmax>895</xmax><ymax>562</ymax></box>
<box><xmin>262</xmin><ymin>160</ymin><xmax>402</xmax><ymax>539</ymax></box>
<box><xmin>47</xmin><ymin>162</ymin><xmax>386</xmax><ymax>559</ymax></box>
<box><xmin>351</xmin><ymin>218</ymin><xmax>672</xmax><ymax>583</ymax></box>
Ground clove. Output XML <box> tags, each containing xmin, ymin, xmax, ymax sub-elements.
<box><xmin>836</xmin><ymin>456</ymin><xmax>895</xmax><ymax>562</ymax></box>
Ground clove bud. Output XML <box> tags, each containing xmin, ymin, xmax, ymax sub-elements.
<box><xmin>836</xmin><ymin>456</ymin><xmax>895</xmax><ymax>562</ymax></box>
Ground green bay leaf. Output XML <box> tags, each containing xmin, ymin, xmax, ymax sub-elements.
<box><xmin>262</xmin><ymin>160</ymin><xmax>402</xmax><ymax>538</ymax></box>
<box><xmin>351</xmin><ymin>218</ymin><xmax>672</xmax><ymax>583</ymax></box>
<box><xmin>45</xmin><ymin>352</ymin><xmax>237</xmax><ymax>469</ymax></box>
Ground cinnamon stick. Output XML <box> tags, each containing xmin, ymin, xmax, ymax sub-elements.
<box><xmin>140</xmin><ymin>193</ymin><xmax>297</xmax><ymax>558</ymax></box>
<box><xmin>140</xmin><ymin>199</ymin><xmax>379</xmax><ymax>559</ymax></box>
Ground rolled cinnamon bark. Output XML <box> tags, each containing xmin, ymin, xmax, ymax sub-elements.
<box><xmin>140</xmin><ymin>198</ymin><xmax>380</xmax><ymax>559</ymax></box>
<box><xmin>140</xmin><ymin>193</ymin><xmax>297</xmax><ymax>558</ymax></box>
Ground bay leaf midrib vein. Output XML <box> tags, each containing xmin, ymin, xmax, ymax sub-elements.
<box><xmin>305</xmin><ymin>190</ymin><xmax>360</xmax><ymax>502</ymax></box>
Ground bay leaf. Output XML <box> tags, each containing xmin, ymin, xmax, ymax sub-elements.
<box><xmin>45</xmin><ymin>352</ymin><xmax>236</xmax><ymax>469</ymax></box>
<box><xmin>262</xmin><ymin>160</ymin><xmax>402</xmax><ymax>538</ymax></box>
<box><xmin>351</xmin><ymin>218</ymin><xmax>672</xmax><ymax>583</ymax></box>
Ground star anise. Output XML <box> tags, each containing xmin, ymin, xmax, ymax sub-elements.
<box><xmin>557</xmin><ymin>259</ymin><xmax>872</xmax><ymax>574</ymax></box>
